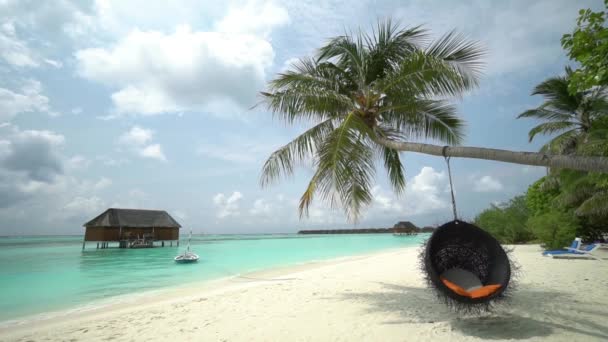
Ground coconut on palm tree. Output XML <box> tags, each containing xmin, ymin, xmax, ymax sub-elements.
<box><xmin>259</xmin><ymin>20</ymin><xmax>608</xmax><ymax>221</ymax></box>
<box><xmin>517</xmin><ymin>67</ymin><xmax>608</xmax><ymax>154</ymax></box>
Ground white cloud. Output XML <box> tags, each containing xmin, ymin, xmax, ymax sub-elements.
<box><xmin>93</xmin><ymin>177</ymin><xmax>112</xmax><ymax>191</ymax></box>
<box><xmin>371</xmin><ymin>186</ymin><xmax>402</xmax><ymax>213</ymax></box>
<box><xmin>405</xmin><ymin>166</ymin><xmax>448</xmax><ymax>214</ymax></box>
<box><xmin>366</xmin><ymin>167</ymin><xmax>448</xmax><ymax>219</ymax></box>
<box><xmin>62</xmin><ymin>196</ymin><xmax>106</xmax><ymax>217</ymax></box>
<box><xmin>118</xmin><ymin>126</ymin><xmax>153</xmax><ymax>146</ymax></box>
<box><xmin>473</xmin><ymin>175</ymin><xmax>504</xmax><ymax>192</ymax></box>
<box><xmin>139</xmin><ymin>144</ymin><xmax>166</xmax><ymax>162</ymax></box>
<box><xmin>391</xmin><ymin>0</ymin><xmax>589</xmax><ymax>77</ymax></box>
<box><xmin>66</xmin><ymin>155</ymin><xmax>91</xmax><ymax>170</ymax></box>
<box><xmin>197</xmin><ymin>145</ymin><xmax>257</xmax><ymax>164</ymax></box>
<box><xmin>196</xmin><ymin>139</ymin><xmax>278</xmax><ymax>164</ymax></box>
<box><xmin>75</xmin><ymin>22</ymin><xmax>280</xmax><ymax>116</ymax></box>
<box><xmin>228</xmin><ymin>167</ymin><xmax>450</xmax><ymax>226</ymax></box>
<box><xmin>0</xmin><ymin>80</ymin><xmax>51</xmax><ymax>121</ymax></box>
<box><xmin>95</xmin><ymin>155</ymin><xmax>129</xmax><ymax>166</ymax></box>
<box><xmin>43</xmin><ymin>58</ymin><xmax>63</xmax><ymax>68</ymax></box>
<box><xmin>250</xmin><ymin>198</ymin><xmax>273</xmax><ymax>216</ymax></box>
<box><xmin>0</xmin><ymin>21</ymin><xmax>38</xmax><ymax>67</ymax></box>
<box><xmin>213</xmin><ymin>191</ymin><xmax>243</xmax><ymax>218</ymax></box>
<box><xmin>214</xmin><ymin>0</ymin><xmax>290</xmax><ymax>37</ymax></box>
<box><xmin>118</xmin><ymin>126</ymin><xmax>166</xmax><ymax>162</ymax></box>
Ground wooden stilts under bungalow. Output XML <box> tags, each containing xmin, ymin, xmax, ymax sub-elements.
<box><xmin>82</xmin><ymin>208</ymin><xmax>181</xmax><ymax>250</ymax></box>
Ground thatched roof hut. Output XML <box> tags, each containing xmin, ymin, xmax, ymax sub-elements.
<box><xmin>83</xmin><ymin>208</ymin><xmax>181</xmax><ymax>247</ymax></box>
<box><xmin>393</xmin><ymin>221</ymin><xmax>419</xmax><ymax>234</ymax></box>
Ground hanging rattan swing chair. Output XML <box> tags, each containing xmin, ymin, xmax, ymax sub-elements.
<box><xmin>422</xmin><ymin>149</ymin><xmax>513</xmax><ymax>311</ymax></box>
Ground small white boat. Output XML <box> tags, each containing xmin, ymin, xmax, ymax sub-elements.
<box><xmin>174</xmin><ymin>229</ymin><xmax>199</xmax><ymax>263</ymax></box>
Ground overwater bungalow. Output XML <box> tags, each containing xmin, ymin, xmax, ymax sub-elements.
<box><xmin>393</xmin><ymin>221</ymin><xmax>419</xmax><ymax>236</ymax></box>
<box><xmin>82</xmin><ymin>208</ymin><xmax>181</xmax><ymax>249</ymax></box>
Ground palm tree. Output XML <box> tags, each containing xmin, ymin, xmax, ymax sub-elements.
<box><xmin>259</xmin><ymin>20</ymin><xmax>608</xmax><ymax>221</ymax></box>
<box><xmin>517</xmin><ymin>69</ymin><xmax>608</xmax><ymax>226</ymax></box>
<box><xmin>517</xmin><ymin>67</ymin><xmax>608</xmax><ymax>154</ymax></box>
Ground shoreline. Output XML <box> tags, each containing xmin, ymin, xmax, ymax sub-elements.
<box><xmin>0</xmin><ymin>245</ymin><xmax>411</xmax><ymax>330</ymax></box>
<box><xmin>2</xmin><ymin>244</ymin><xmax>608</xmax><ymax>341</ymax></box>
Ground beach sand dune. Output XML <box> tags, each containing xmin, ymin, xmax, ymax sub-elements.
<box><xmin>1</xmin><ymin>245</ymin><xmax>607</xmax><ymax>341</ymax></box>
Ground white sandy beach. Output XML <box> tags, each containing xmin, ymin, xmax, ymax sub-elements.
<box><xmin>1</xmin><ymin>245</ymin><xmax>607</xmax><ymax>342</ymax></box>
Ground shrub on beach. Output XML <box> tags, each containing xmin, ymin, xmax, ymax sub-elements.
<box><xmin>527</xmin><ymin>210</ymin><xmax>580</xmax><ymax>250</ymax></box>
<box><xmin>474</xmin><ymin>196</ymin><xmax>534</xmax><ymax>244</ymax></box>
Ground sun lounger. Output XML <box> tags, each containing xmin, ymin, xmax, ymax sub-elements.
<box><xmin>544</xmin><ymin>243</ymin><xmax>604</xmax><ymax>260</ymax></box>
<box><xmin>542</xmin><ymin>238</ymin><xmax>581</xmax><ymax>256</ymax></box>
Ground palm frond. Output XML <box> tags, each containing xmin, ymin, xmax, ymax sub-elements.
<box><xmin>261</xmin><ymin>90</ymin><xmax>351</xmax><ymax>123</ymax></box>
<box><xmin>298</xmin><ymin>171</ymin><xmax>319</xmax><ymax>219</ymax></box>
<box><xmin>380</xmin><ymin>99</ymin><xmax>465</xmax><ymax>144</ymax></box>
<box><xmin>260</xmin><ymin>119</ymin><xmax>335</xmax><ymax>187</ymax></box>
<box><xmin>517</xmin><ymin>108</ymin><xmax>573</xmax><ymax>121</ymax></box>
<box><xmin>364</xmin><ymin>20</ymin><xmax>427</xmax><ymax>83</ymax></box>
<box><xmin>539</xmin><ymin>129</ymin><xmax>579</xmax><ymax>154</ymax></box>
<box><xmin>539</xmin><ymin>175</ymin><xmax>560</xmax><ymax>192</ymax></box>
<box><xmin>575</xmin><ymin>191</ymin><xmax>608</xmax><ymax>217</ymax></box>
<box><xmin>299</xmin><ymin>112</ymin><xmax>376</xmax><ymax>222</ymax></box>
<box><xmin>554</xmin><ymin>183</ymin><xmax>597</xmax><ymax>208</ymax></box>
<box><xmin>531</xmin><ymin>74</ymin><xmax>581</xmax><ymax>110</ymax></box>
<box><xmin>426</xmin><ymin>30</ymin><xmax>485</xmax><ymax>88</ymax></box>
<box><xmin>369</xmin><ymin>19</ymin><xmax>427</xmax><ymax>50</ymax></box>
<box><xmin>553</xmin><ymin>170</ymin><xmax>596</xmax><ymax>207</ymax></box>
<box><xmin>316</xmin><ymin>34</ymin><xmax>368</xmax><ymax>86</ymax></box>
<box><xmin>579</xmin><ymin>128</ymin><xmax>608</xmax><ymax>156</ymax></box>
<box><xmin>527</xmin><ymin>122</ymin><xmax>578</xmax><ymax>142</ymax></box>
<box><xmin>379</xmin><ymin>49</ymin><xmax>479</xmax><ymax>98</ymax></box>
<box><xmin>381</xmin><ymin>146</ymin><xmax>406</xmax><ymax>195</ymax></box>
<box><xmin>271</xmin><ymin>58</ymin><xmax>355</xmax><ymax>93</ymax></box>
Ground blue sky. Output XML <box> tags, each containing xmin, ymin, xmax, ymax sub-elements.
<box><xmin>0</xmin><ymin>0</ymin><xmax>602</xmax><ymax>235</ymax></box>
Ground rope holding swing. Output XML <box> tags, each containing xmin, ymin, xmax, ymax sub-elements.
<box><xmin>442</xmin><ymin>146</ymin><xmax>458</xmax><ymax>221</ymax></box>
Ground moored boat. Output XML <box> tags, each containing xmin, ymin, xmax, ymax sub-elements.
<box><xmin>174</xmin><ymin>229</ymin><xmax>199</xmax><ymax>263</ymax></box>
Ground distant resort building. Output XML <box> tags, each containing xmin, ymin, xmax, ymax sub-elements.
<box><xmin>82</xmin><ymin>208</ymin><xmax>181</xmax><ymax>249</ymax></box>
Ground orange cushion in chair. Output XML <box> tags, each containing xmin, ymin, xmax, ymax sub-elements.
<box><xmin>440</xmin><ymin>277</ymin><xmax>471</xmax><ymax>297</ymax></box>
<box><xmin>468</xmin><ymin>284</ymin><xmax>502</xmax><ymax>299</ymax></box>
<box><xmin>440</xmin><ymin>277</ymin><xmax>501</xmax><ymax>299</ymax></box>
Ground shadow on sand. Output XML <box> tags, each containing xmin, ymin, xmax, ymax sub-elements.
<box><xmin>337</xmin><ymin>282</ymin><xmax>608</xmax><ymax>340</ymax></box>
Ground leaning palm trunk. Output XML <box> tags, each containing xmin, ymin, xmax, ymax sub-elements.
<box><xmin>374</xmin><ymin>136</ymin><xmax>608</xmax><ymax>173</ymax></box>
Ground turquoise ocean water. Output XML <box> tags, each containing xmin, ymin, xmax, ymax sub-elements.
<box><xmin>0</xmin><ymin>233</ymin><xmax>426</xmax><ymax>322</ymax></box>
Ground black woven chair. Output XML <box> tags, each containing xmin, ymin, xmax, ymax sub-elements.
<box><xmin>423</xmin><ymin>220</ymin><xmax>512</xmax><ymax>310</ymax></box>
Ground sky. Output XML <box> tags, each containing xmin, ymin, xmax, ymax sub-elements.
<box><xmin>0</xmin><ymin>0</ymin><xmax>603</xmax><ymax>235</ymax></box>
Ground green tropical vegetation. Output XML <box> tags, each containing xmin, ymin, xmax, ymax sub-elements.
<box><xmin>561</xmin><ymin>0</ymin><xmax>608</xmax><ymax>93</ymax></box>
<box><xmin>260</xmin><ymin>4</ymin><xmax>608</xmax><ymax>247</ymax></box>
<box><xmin>476</xmin><ymin>6</ymin><xmax>608</xmax><ymax>248</ymax></box>
<box><xmin>527</xmin><ymin>211</ymin><xmax>580</xmax><ymax>250</ymax></box>
<box><xmin>473</xmin><ymin>196</ymin><xmax>533</xmax><ymax>244</ymax></box>
<box><xmin>517</xmin><ymin>67</ymin><xmax>608</xmax><ymax>154</ymax></box>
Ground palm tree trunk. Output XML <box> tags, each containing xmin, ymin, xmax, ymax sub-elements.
<box><xmin>374</xmin><ymin>136</ymin><xmax>608</xmax><ymax>173</ymax></box>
